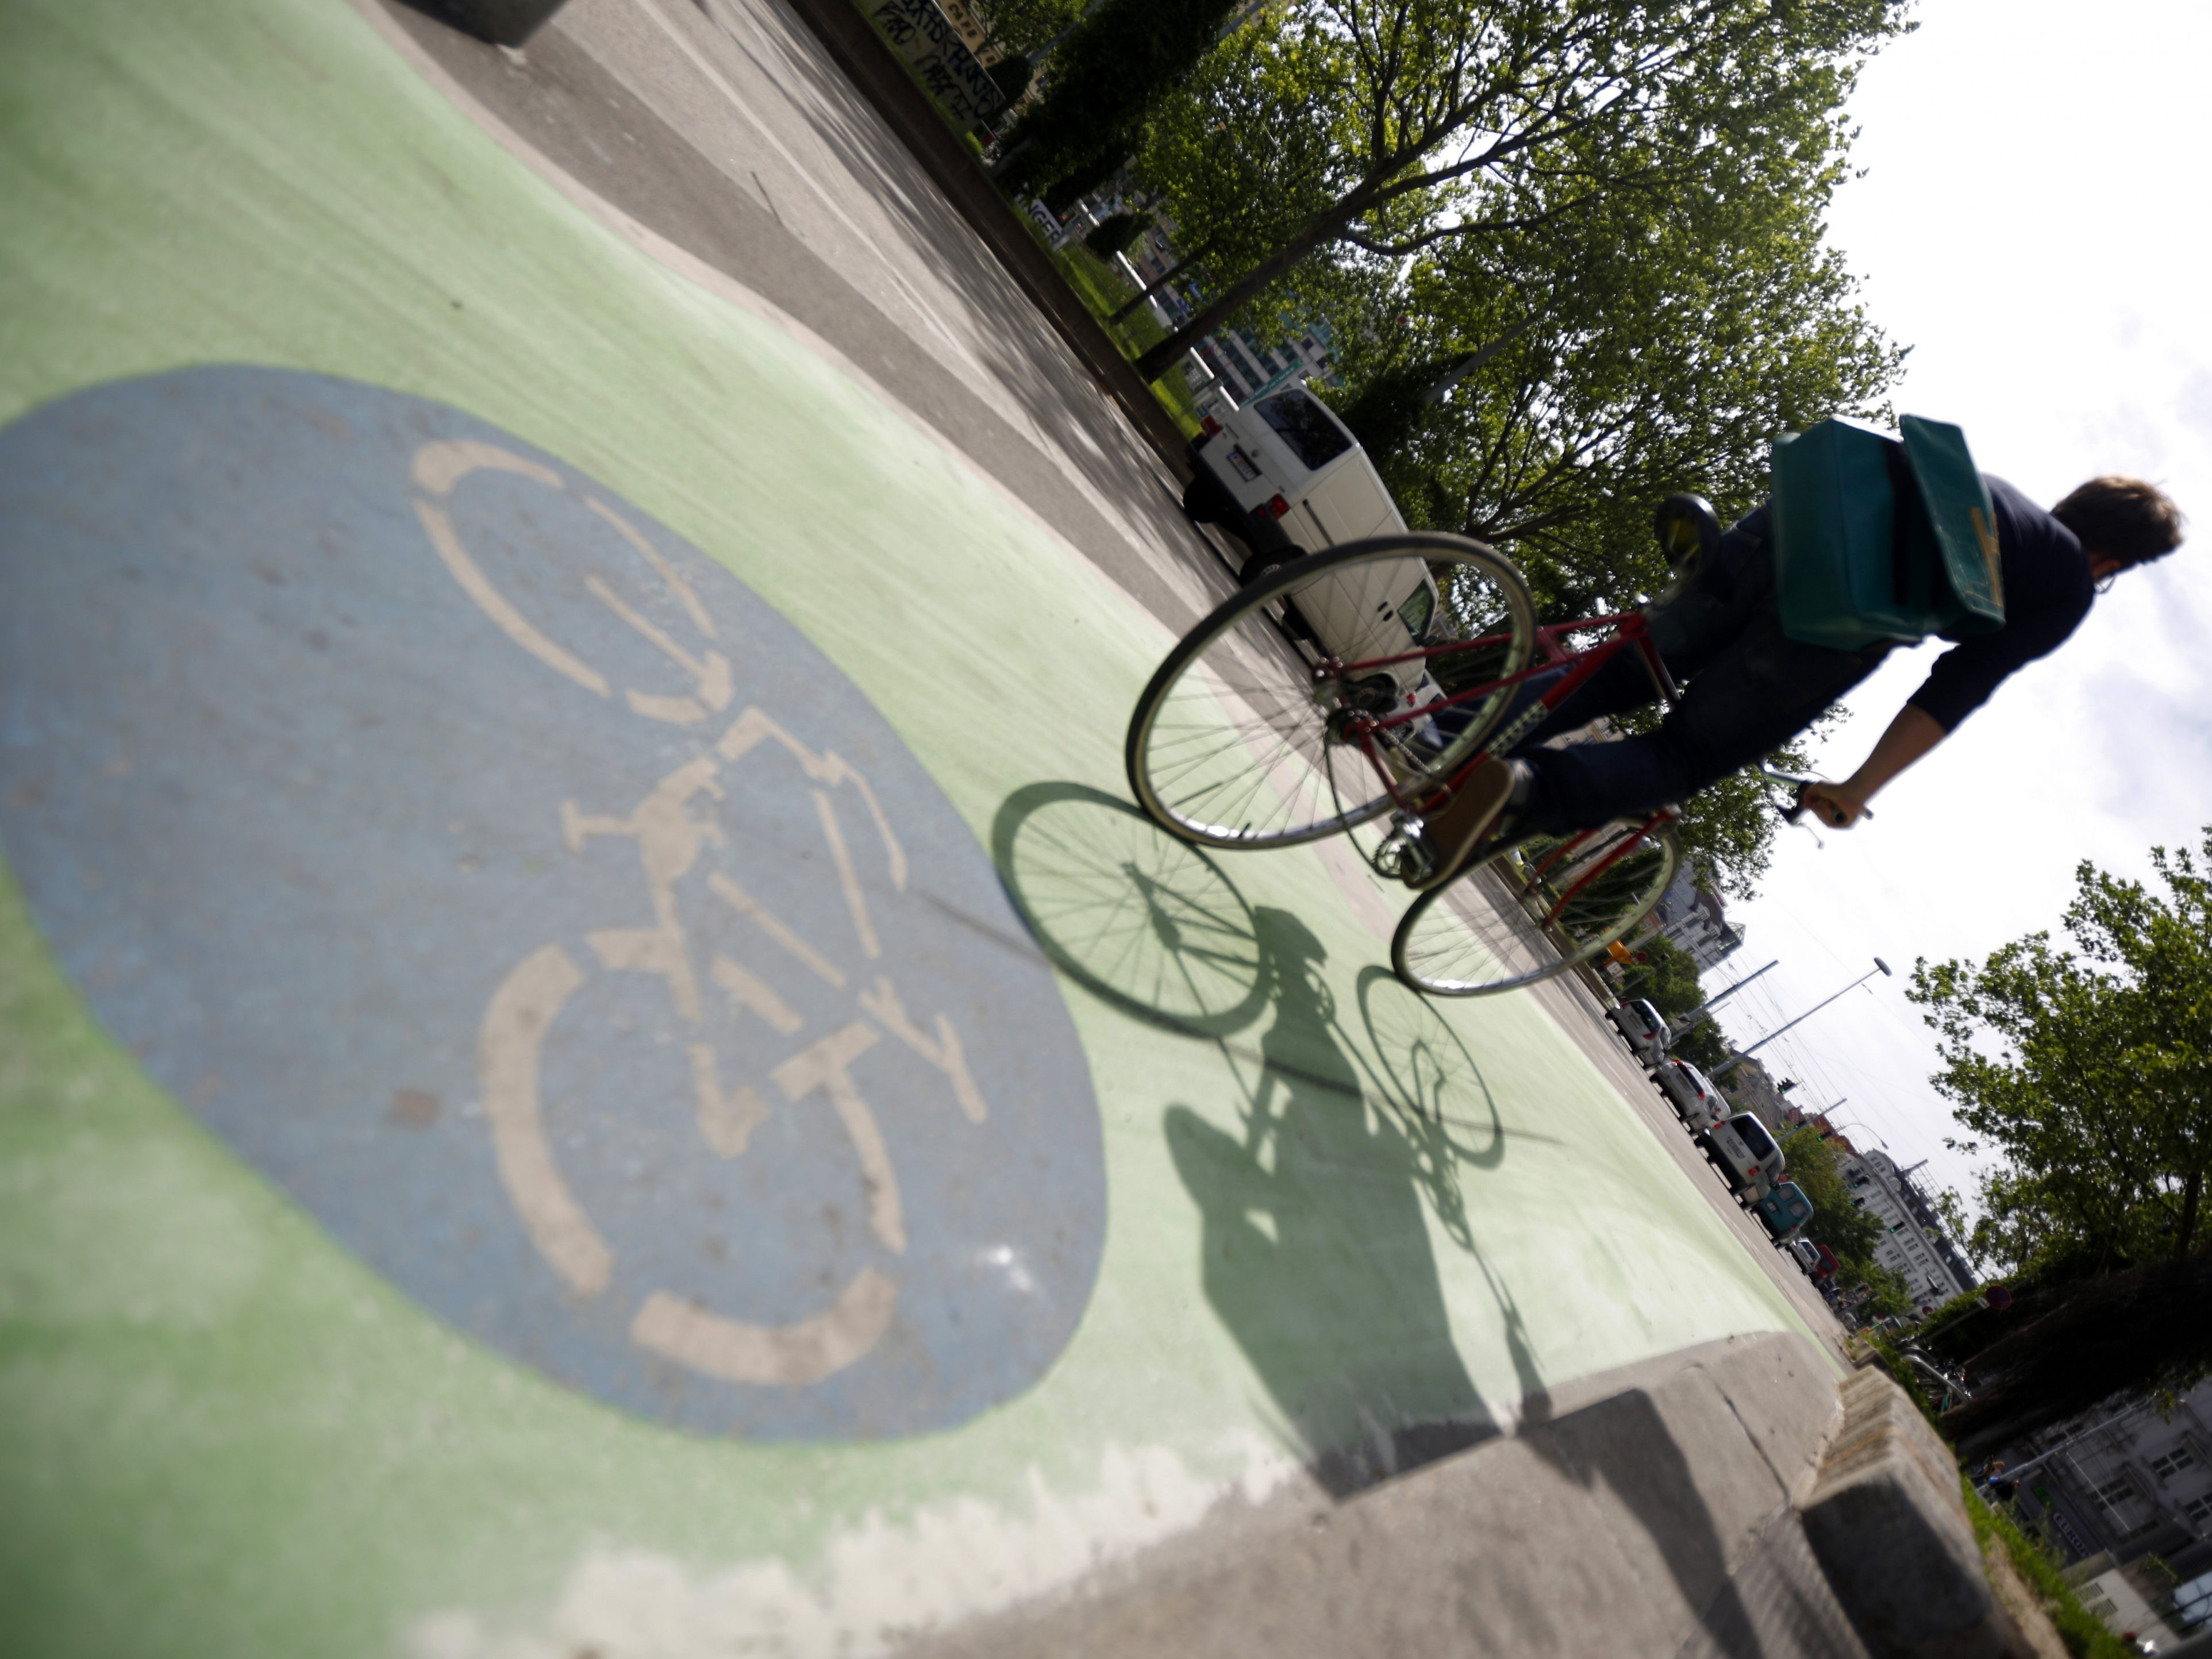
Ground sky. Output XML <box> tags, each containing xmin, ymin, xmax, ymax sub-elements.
<box><xmin>1714</xmin><ymin>0</ymin><xmax>2212</xmax><ymax>1226</ymax></box>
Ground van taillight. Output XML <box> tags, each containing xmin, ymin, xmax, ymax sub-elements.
<box><xmin>1201</xmin><ymin>415</ymin><xmax>1221</xmax><ymax>436</ymax></box>
<box><xmin>1268</xmin><ymin>494</ymin><xmax>1289</xmax><ymax>518</ymax></box>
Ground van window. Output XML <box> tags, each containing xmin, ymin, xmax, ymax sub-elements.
<box><xmin>1734</xmin><ymin>1115</ymin><xmax>1779</xmax><ymax>1161</ymax></box>
<box><xmin>1397</xmin><ymin>583</ymin><xmax>1435</xmax><ymax>641</ymax></box>
<box><xmin>1256</xmin><ymin>390</ymin><xmax>1352</xmax><ymax>471</ymax></box>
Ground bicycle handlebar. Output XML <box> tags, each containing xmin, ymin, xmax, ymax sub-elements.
<box><xmin>1749</xmin><ymin>764</ymin><xmax>1871</xmax><ymax>826</ymax></box>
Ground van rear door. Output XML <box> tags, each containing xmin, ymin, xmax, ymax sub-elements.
<box><xmin>1294</xmin><ymin>453</ymin><xmax>1400</xmax><ymax>549</ymax></box>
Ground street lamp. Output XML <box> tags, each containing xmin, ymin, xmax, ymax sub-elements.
<box><xmin>1715</xmin><ymin>959</ymin><xmax>1891</xmax><ymax>1078</ymax></box>
<box><xmin>1821</xmin><ymin>1118</ymin><xmax>1888</xmax><ymax>1153</ymax></box>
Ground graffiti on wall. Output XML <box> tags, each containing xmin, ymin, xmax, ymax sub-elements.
<box><xmin>871</xmin><ymin>0</ymin><xmax>1004</xmax><ymax>128</ymax></box>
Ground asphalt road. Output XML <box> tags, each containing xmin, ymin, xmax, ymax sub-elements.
<box><xmin>364</xmin><ymin>0</ymin><xmax>1846</xmax><ymax>1356</ymax></box>
<box><xmin>0</xmin><ymin>0</ymin><xmax>1847</xmax><ymax>1650</ymax></box>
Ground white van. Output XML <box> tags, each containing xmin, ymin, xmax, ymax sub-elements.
<box><xmin>1184</xmin><ymin>384</ymin><xmax>1407</xmax><ymax>578</ymax></box>
<box><xmin>1702</xmin><ymin>1111</ymin><xmax>1788</xmax><ymax>1202</ymax></box>
<box><xmin>1183</xmin><ymin>386</ymin><xmax>1442</xmax><ymax>707</ymax></box>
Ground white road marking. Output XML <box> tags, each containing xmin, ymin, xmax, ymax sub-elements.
<box><xmin>771</xmin><ymin>1021</ymin><xmax>905</xmax><ymax>1252</ymax></box>
<box><xmin>629</xmin><ymin>1267</ymin><xmax>898</xmax><ymax>1383</ymax></box>
<box><xmin>478</xmin><ymin>943</ymin><xmax>615</xmax><ymax>1296</ymax></box>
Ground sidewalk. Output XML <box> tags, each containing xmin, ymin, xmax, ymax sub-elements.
<box><xmin>759</xmin><ymin>0</ymin><xmax>1195</xmax><ymax>469</ymax></box>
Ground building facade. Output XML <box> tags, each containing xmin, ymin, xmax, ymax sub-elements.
<box><xmin>1647</xmin><ymin>863</ymin><xmax>1744</xmax><ymax>971</ymax></box>
<box><xmin>1839</xmin><ymin>1148</ymin><xmax>1972</xmax><ymax>1308</ymax></box>
<box><xmin>1187</xmin><ymin>323</ymin><xmax>1336</xmax><ymax>408</ymax></box>
<box><xmin>1999</xmin><ymin>1377</ymin><xmax>2212</xmax><ymax>1588</ymax></box>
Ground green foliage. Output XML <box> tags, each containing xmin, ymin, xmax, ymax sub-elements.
<box><xmin>987</xmin><ymin>51</ymin><xmax>1033</xmax><ymax>109</ymax></box>
<box><xmin>998</xmin><ymin>0</ymin><xmax>1241</xmax><ymax>198</ymax></box>
<box><xmin>1782</xmin><ymin>1125</ymin><xmax>1886</xmax><ymax>1271</ymax></box>
<box><xmin>1944</xmin><ymin>1254</ymin><xmax>2212</xmax><ymax>1452</ymax></box>
<box><xmin>1128</xmin><ymin>0</ymin><xmax>1910</xmax><ymax>382</ymax></box>
<box><xmin>963</xmin><ymin>0</ymin><xmax>1076</xmax><ymax>61</ymax></box>
<box><xmin>1909</xmin><ymin>825</ymin><xmax>2212</xmax><ymax>1279</ymax></box>
<box><xmin>1617</xmin><ymin>933</ymin><xmax>1730</xmax><ymax>1068</ymax></box>
<box><xmin>1670</xmin><ymin>1016</ymin><xmax>1730</xmax><ymax>1073</ymax></box>
<box><xmin>1051</xmin><ymin>245</ymin><xmax>1205</xmax><ymax>434</ymax></box>
<box><xmin>1083</xmin><ymin>211</ymin><xmax>1149</xmax><ymax>257</ymax></box>
<box><xmin>1963</xmin><ymin>1487</ymin><xmax>2136</xmax><ymax>1659</ymax></box>
<box><xmin>1917</xmin><ymin>1285</ymin><xmax>1998</xmax><ymax>1343</ymax></box>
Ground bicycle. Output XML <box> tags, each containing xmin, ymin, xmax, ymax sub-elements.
<box><xmin>1124</xmin><ymin>511</ymin><xmax>1814</xmax><ymax>998</ymax></box>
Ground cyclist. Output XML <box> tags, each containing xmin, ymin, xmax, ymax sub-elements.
<box><xmin>1413</xmin><ymin>474</ymin><xmax>2185</xmax><ymax>886</ymax></box>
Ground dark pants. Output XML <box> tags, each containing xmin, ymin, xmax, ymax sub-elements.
<box><xmin>1506</xmin><ymin>508</ymin><xmax>1891</xmax><ymax>834</ymax></box>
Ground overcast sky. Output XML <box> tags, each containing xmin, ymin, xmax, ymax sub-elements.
<box><xmin>1715</xmin><ymin>0</ymin><xmax>2212</xmax><ymax>1226</ymax></box>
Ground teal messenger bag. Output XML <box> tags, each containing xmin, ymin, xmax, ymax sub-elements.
<box><xmin>1768</xmin><ymin>414</ymin><xmax>2007</xmax><ymax>650</ymax></box>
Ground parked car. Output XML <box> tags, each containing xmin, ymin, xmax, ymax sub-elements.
<box><xmin>1755</xmin><ymin>1181</ymin><xmax>1813</xmax><ymax>1240</ymax></box>
<box><xmin>1605</xmin><ymin>998</ymin><xmax>1671</xmax><ymax>1065</ymax></box>
<box><xmin>1809</xmin><ymin>1242</ymin><xmax>1838</xmax><ymax>1280</ymax></box>
<box><xmin>1701</xmin><ymin>1110</ymin><xmax>1787</xmax><ymax>1202</ymax></box>
<box><xmin>1786</xmin><ymin>1237</ymin><xmax>1823</xmax><ymax>1273</ymax></box>
<box><xmin>1654</xmin><ymin>1057</ymin><xmax>1725</xmax><ymax>1130</ymax></box>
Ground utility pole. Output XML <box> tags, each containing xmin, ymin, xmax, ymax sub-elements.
<box><xmin>1713</xmin><ymin>959</ymin><xmax>1891</xmax><ymax>1079</ymax></box>
<box><xmin>1667</xmin><ymin>959</ymin><xmax>1779</xmax><ymax>1040</ymax></box>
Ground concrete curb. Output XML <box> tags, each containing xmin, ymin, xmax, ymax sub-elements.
<box><xmin>775</xmin><ymin>0</ymin><xmax>1196</xmax><ymax>471</ymax></box>
<box><xmin>1798</xmin><ymin>1369</ymin><xmax>2030</xmax><ymax>1658</ymax></box>
<box><xmin>898</xmin><ymin>1341</ymin><xmax>2051</xmax><ymax>1658</ymax></box>
<box><xmin>902</xmin><ymin>1331</ymin><xmax>1871</xmax><ymax>1658</ymax></box>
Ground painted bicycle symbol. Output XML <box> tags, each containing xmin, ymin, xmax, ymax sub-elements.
<box><xmin>413</xmin><ymin>439</ymin><xmax>988</xmax><ymax>1387</ymax></box>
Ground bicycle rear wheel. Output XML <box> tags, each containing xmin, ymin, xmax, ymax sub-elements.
<box><xmin>1391</xmin><ymin>820</ymin><xmax>1683</xmax><ymax>996</ymax></box>
<box><xmin>1126</xmin><ymin>534</ymin><xmax>1534</xmax><ymax>849</ymax></box>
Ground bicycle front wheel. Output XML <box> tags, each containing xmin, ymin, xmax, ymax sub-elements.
<box><xmin>1392</xmin><ymin>821</ymin><xmax>1683</xmax><ymax>996</ymax></box>
<box><xmin>1126</xmin><ymin>534</ymin><xmax>1534</xmax><ymax>849</ymax></box>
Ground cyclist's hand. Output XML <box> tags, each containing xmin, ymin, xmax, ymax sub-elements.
<box><xmin>1800</xmin><ymin>782</ymin><xmax>1868</xmax><ymax>829</ymax></box>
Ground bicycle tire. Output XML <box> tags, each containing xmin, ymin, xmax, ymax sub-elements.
<box><xmin>1126</xmin><ymin>533</ymin><xmax>1536</xmax><ymax>850</ymax></box>
<box><xmin>1391</xmin><ymin>821</ymin><xmax>1684</xmax><ymax>996</ymax></box>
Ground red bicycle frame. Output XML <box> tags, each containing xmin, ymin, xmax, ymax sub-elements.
<box><xmin>1319</xmin><ymin>607</ymin><xmax>1683</xmax><ymax>919</ymax></box>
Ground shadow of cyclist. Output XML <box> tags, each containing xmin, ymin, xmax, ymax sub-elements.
<box><xmin>1165</xmin><ymin>907</ymin><xmax>1493</xmax><ymax>1494</ymax></box>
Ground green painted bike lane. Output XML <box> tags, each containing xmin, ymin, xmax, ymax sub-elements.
<box><xmin>0</xmin><ymin>0</ymin><xmax>1817</xmax><ymax>1653</ymax></box>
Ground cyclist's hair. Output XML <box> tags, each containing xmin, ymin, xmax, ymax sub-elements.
<box><xmin>2052</xmin><ymin>475</ymin><xmax>2185</xmax><ymax>568</ymax></box>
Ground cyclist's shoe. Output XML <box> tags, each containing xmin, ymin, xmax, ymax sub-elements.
<box><xmin>1406</xmin><ymin>757</ymin><xmax>1525</xmax><ymax>892</ymax></box>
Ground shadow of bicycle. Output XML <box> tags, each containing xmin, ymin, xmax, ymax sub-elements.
<box><xmin>991</xmin><ymin>781</ymin><xmax>1272</xmax><ymax>1040</ymax></box>
<box><xmin>991</xmin><ymin>782</ymin><xmax>1551</xmax><ymax>1489</ymax></box>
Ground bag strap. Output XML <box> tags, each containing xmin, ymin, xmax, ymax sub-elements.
<box><xmin>1882</xmin><ymin>438</ymin><xmax>1917</xmax><ymax>605</ymax></box>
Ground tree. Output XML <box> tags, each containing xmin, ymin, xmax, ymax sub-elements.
<box><xmin>961</xmin><ymin>0</ymin><xmax>1079</xmax><ymax>62</ymax></box>
<box><xmin>1617</xmin><ymin>933</ymin><xmax>1730</xmax><ymax>1069</ymax></box>
<box><xmin>994</xmin><ymin>0</ymin><xmax>1244</xmax><ymax>201</ymax></box>
<box><xmin>1083</xmin><ymin>210</ymin><xmax>1149</xmax><ymax>257</ymax></box>
<box><xmin>1333</xmin><ymin>180</ymin><xmax>1902</xmax><ymax>623</ymax></box>
<box><xmin>1782</xmin><ymin>1123</ymin><xmax>1886</xmax><ymax>1271</ymax></box>
<box><xmin>1940</xmin><ymin>1254</ymin><xmax>2212</xmax><ymax>1454</ymax></box>
<box><xmin>1909</xmin><ymin>826</ymin><xmax>2212</xmax><ymax>1279</ymax></box>
<box><xmin>987</xmin><ymin>51</ymin><xmax>1034</xmax><ymax>109</ymax></box>
<box><xmin>1129</xmin><ymin>0</ymin><xmax>1909</xmax><ymax>383</ymax></box>
<box><xmin>1893</xmin><ymin>827</ymin><xmax>2212</xmax><ymax>1448</ymax></box>
<box><xmin>1779</xmin><ymin>1137</ymin><xmax>1915</xmax><ymax>1319</ymax></box>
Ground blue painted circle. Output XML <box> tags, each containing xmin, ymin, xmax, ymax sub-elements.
<box><xmin>0</xmin><ymin>367</ymin><xmax>1104</xmax><ymax>1439</ymax></box>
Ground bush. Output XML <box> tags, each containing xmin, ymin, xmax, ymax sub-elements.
<box><xmin>1963</xmin><ymin>1486</ymin><xmax>2136</xmax><ymax>1658</ymax></box>
<box><xmin>988</xmin><ymin>52</ymin><xmax>1032</xmax><ymax>109</ymax></box>
<box><xmin>1083</xmin><ymin>211</ymin><xmax>1148</xmax><ymax>258</ymax></box>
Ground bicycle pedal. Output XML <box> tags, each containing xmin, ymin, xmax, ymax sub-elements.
<box><xmin>1372</xmin><ymin>821</ymin><xmax>1434</xmax><ymax>885</ymax></box>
